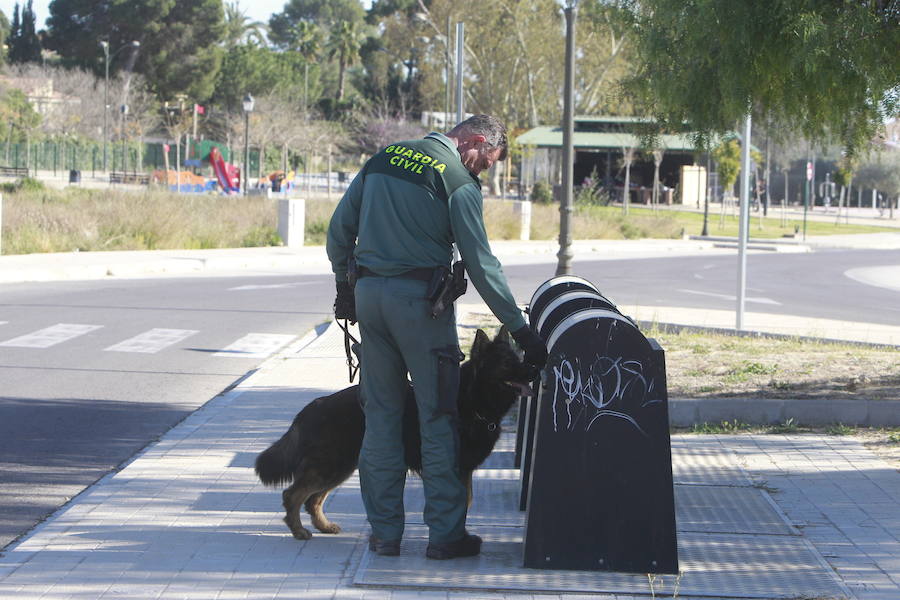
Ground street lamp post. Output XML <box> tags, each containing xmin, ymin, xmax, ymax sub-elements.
<box><xmin>556</xmin><ymin>0</ymin><xmax>577</xmax><ymax>276</ymax></box>
<box><xmin>242</xmin><ymin>93</ymin><xmax>255</xmax><ymax>196</ymax></box>
<box><xmin>100</xmin><ymin>40</ymin><xmax>139</xmax><ymax>173</ymax></box>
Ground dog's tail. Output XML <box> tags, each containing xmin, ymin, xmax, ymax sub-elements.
<box><xmin>255</xmin><ymin>425</ymin><xmax>301</xmax><ymax>486</ymax></box>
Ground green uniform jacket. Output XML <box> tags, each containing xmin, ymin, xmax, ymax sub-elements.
<box><xmin>326</xmin><ymin>132</ymin><xmax>526</xmax><ymax>331</ymax></box>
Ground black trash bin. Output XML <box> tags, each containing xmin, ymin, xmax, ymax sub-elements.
<box><xmin>521</xmin><ymin>276</ymin><xmax>679</xmax><ymax>574</ymax></box>
<box><xmin>69</xmin><ymin>169</ymin><xmax>81</xmax><ymax>184</ymax></box>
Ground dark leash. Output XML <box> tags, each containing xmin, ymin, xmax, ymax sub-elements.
<box><xmin>336</xmin><ymin>318</ymin><xmax>361</xmax><ymax>383</ymax></box>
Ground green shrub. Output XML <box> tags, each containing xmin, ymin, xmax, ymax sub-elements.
<box><xmin>530</xmin><ymin>180</ymin><xmax>553</xmax><ymax>204</ymax></box>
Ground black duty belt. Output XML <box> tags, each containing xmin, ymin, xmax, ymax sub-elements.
<box><xmin>358</xmin><ymin>265</ymin><xmax>435</xmax><ymax>282</ymax></box>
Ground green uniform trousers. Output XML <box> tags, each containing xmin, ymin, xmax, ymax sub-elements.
<box><xmin>355</xmin><ymin>274</ymin><xmax>467</xmax><ymax>544</ymax></box>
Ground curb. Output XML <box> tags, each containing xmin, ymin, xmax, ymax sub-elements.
<box><xmin>669</xmin><ymin>397</ymin><xmax>900</xmax><ymax>428</ymax></box>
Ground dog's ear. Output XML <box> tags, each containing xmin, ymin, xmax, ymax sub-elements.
<box><xmin>470</xmin><ymin>329</ymin><xmax>491</xmax><ymax>361</ymax></box>
<box><xmin>495</xmin><ymin>325</ymin><xmax>512</xmax><ymax>346</ymax></box>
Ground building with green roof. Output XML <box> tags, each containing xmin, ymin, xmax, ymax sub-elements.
<box><xmin>515</xmin><ymin>116</ymin><xmax>707</xmax><ymax>204</ymax></box>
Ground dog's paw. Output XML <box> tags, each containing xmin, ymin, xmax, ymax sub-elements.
<box><xmin>318</xmin><ymin>522</ymin><xmax>342</xmax><ymax>534</ymax></box>
<box><xmin>284</xmin><ymin>516</ymin><xmax>312</xmax><ymax>540</ymax></box>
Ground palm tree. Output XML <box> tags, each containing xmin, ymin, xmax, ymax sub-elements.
<box><xmin>289</xmin><ymin>21</ymin><xmax>322</xmax><ymax>111</ymax></box>
<box><xmin>327</xmin><ymin>21</ymin><xmax>363</xmax><ymax>102</ymax></box>
<box><xmin>223</xmin><ymin>1</ymin><xmax>268</xmax><ymax>48</ymax></box>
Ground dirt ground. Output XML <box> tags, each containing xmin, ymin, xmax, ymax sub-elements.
<box><xmin>459</xmin><ymin>310</ymin><xmax>900</xmax><ymax>470</ymax></box>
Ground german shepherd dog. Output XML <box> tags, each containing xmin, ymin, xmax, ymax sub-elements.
<box><xmin>255</xmin><ymin>326</ymin><xmax>534</xmax><ymax>540</ymax></box>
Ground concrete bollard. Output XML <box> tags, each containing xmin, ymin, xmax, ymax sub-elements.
<box><xmin>512</xmin><ymin>200</ymin><xmax>532</xmax><ymax>241</ymax></box>
<box><xmin>278</xmin><ymin>198</ymin><xmax>305</xmax><ymax>248</ymax></box>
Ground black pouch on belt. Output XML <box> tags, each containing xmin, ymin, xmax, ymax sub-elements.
<box><xmin>434</xmin><ymin>345</ymin><xmax>465</xmax><ymax>416</ymax></box>
<box><xmin>426</xmin><ymin>265</ymin><xmax>450</xmax><ymax>304</ymax></box>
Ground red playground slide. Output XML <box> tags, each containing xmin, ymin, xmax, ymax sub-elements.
<box><xmin>209</xmin><ymin>146</ymin><xmax>239</xmax><ymax>193</ymax></box>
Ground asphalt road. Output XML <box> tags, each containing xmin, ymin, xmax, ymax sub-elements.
<box><xmin>1</xmin><ymin>247</ymin><xmax>897</xmax><ymax>550</ymax></box>
<box><xmin>494</xmin><ymin>248</ymin><xmax>900</xmax><ymax>327</ymax></box>
<box><xmin>0</xmin><ymin>272</ymin><xmax>335</xmax><ymax>550</ymax></box>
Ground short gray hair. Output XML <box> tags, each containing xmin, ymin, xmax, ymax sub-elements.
<box><xmin>448</xmin><ymin>114</ymin><xmax>508</xmax><ymax>160</ymax></box>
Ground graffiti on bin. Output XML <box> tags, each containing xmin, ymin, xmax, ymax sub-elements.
<box><xmin>550</xmin><ymin>355</ymin><xmax>661</xmax><ymax>437</ymax></box>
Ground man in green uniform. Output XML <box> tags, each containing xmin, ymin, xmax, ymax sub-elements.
<box><xmin>326</xmin><ymin>114</ymin><xmax>547</xmax><ymax>559</ymax></box>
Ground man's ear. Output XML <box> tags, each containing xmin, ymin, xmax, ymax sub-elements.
<box><xmin>470</xmin><ymin>329</ymin><xmax>490</xmax><ymax>361</ymax></box>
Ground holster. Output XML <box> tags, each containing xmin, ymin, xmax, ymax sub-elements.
<box><xmin>434</xmin><ymin>345</ymin><xmax>465</xmax><ymax>416</ymax></box>
<box><xmin>429</xmin><ymin>260</ymin><xmax>467</xmax><ymax>319</ymax></box>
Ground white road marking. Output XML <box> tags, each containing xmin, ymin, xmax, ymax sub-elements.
<box><xmin>677</xmin><ymin>289</ymin><xmax>782</xmax><ymax>305</ymax></box>
<box><xmin>104</xmin><ymin>328</ymin><xmax>199</xmax><ymax>354</ymax></box>
<box><xmin>227</xmin><ymin>282</ymin><xmax>315</xmax><ymax>291</ymax></box>
<box><xmin>0</xmin><ymin>321</ymin><xmax>7</xmax><ymax>326</ymax></box>
<box><xmin>213</xmin><ymin>333</ymin><xmax>296</xmax><ymax>358</ymax></box>
<box><xmin>0</xmin><ymin>323</ymin><xmax>104</xmax><ymax>348</ymax></box>
<box><xmin>845</xmin><ymin>266</ymin><xmax>900</xmax><ymax>293</ymax></box>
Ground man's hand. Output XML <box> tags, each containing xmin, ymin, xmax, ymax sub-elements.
<box><xmin>511</xmin><ymin>325</ymin><xmax>548</xmax><ymax>376</ymax></box>
<box><xmin>334</xmin><ymin>281</ymin><xmax>356</xmax><ymax>324</ymax></box>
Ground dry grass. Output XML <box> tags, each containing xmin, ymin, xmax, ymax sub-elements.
<box><xmin>526</xmin><ymin>202</ymin><xmax>684</xmax><ymax>240</ymax></box>
<box><xmin>461</xmin><ymin>310</ymin><xmax>900</xmax><ymax>403</ymax></box>
<box><xmin>2</xmin><ymin>187</ymin><xmax>281</xmax><ymax>253</ymax></box>
<box><xmin>1</xmin><ymin>186</ymin><xmax>688</xmax><ymax>255</ymax></box>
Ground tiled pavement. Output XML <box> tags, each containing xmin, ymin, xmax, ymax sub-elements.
<box><xmin>0</xmin><ymin>320</ymin><xmax>897</xmax><ymax>599</ymax></box>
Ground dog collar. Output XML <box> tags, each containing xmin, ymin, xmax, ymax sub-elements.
<box><xmin>473</xmin><ymin>411</ymin><xmax>497</xmax><ymax>432</ymax></box>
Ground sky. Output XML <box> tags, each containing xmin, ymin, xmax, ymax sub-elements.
<box><xmin>0</xmin><ymin>1</ymin><xmax>332</xmax><ymax>32</ymax></box>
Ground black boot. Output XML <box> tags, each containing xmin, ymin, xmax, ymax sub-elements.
<box><xmin>368</xmin><ymin>535</ymin><xmax>401</xmax><ymax>556</ymax></box>
<box><xmin>425</xmin><ymin>532</ymin><xmax>482</xmax><ymax>560</ymax></box>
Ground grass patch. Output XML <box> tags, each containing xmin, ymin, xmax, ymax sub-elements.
<box><xmin>826</xmin><ymin>423</ymin><xmax>856</xmax><ymax>436</ymax></box>
<box><xmin>690</xmin><ymin>419</ymin><xmax>755</xmax><ymax>434</ymax></box>
<box><xmin>621</xmin><ymin>204</ymin><xmax>895</xmax><ymax>238</ymax></box>
<box><xmin>647</xmin><ymin>326</ymin><xmax>900</xmax><ymax>401</ymax></box>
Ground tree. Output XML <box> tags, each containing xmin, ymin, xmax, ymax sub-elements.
<box><xmin>712</xmin><ymin>138</ymin><xmax>741</xmax><ymax>201</ymax></box>
<box><xmin>628</xmin><ymin>0</ymin><xmax>900</xmax><ymax>154</ymax></box>
<box><xmin>0</xmin><ymin>86</ymin><xmax>41</xmax><ymax>164</ymax></box>
<box><xmin>327</xmin><ymin>20</ymin><xmax>365</xmax><ymax>102</ymax></box>
<box><xmin>855</xmin><ymin>152</ymin><xmax>900</xmax><ymax>216</ymax></box>
<box><xmin>286</xmin><ymin>20</ymin><xmax>324</xmax><ymax>111</ymax></box>
<box><xmin>212</xmin><ymin>45</ymin><xmax>312</xmax><ymax>112</ymax></box>
<box><xmin>8</xmin><ymin>1</ymin><xmax>42</xmax><ymax>64</ymax></box>
<box><xmin>0</xmin><ymin>9</ymin><xmax>9</xmax><ymax>64</ymax></box>
<box><xmin>7</xmin><ymin>3</ymin><xmax>21</xmax><ymax>62</ymax></box>
<box><xmin>268</xmin><ymin>0</ymin><xmax>365</xmax><ymax>49</ymax></box>
<box><xmin>45</xmin><ymin>0</ymin><xmax>226</xmax><ymax>102</ymax></box>
<box><xmin>223</xmin><ymin>1</ymin><xmax>268</xmax><ymax>48</ymax></box>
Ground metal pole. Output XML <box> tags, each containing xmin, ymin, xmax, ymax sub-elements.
<box><xmin>702</xmin><ymin>153</ymin><xmax>710</xmax><ymax>236</ymax></box>
<box><xmin>445</xmin><ymin>16</ymin><xmax>451</xmax><ymax>129</ymax></box>
<box><xmin>455</xmin><ymin>22</ymin><xmax>465</xmax><ymax>124</ymax></box>
<box><xmin>736</xmin><ymin>114</ymin><xmax>751</xmax><ymax>331</ymax></box>
<box><xmin>243</xmin><ymin>110</ymin><xmax>250</xmax><ymax>196</ymax></box>
<box><xmin>555</xmin><ymin>4</ymin><xmax>576</xmax><ymax>276</ymax></box>
<box><xmin>103</xmin><ymin>44</ymin><xmax>109</xmax><ymax>173</ymax></box>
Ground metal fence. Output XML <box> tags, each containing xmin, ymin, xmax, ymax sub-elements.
<box><xmin>0</xmin><ymin>141</ymin><xmax>260</xmax><ymax>176</ymax></box>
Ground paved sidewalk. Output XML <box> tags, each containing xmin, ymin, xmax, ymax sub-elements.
<box><xmin>0</xmin><ymin>316</ymin><xmax>897</xmax><ymax>599</ymax></box>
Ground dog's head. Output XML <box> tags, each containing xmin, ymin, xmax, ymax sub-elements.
<box><xmin>461</xmin><ymin>326</ymin><xmax>535</xmax><ymax>419</ymax></box>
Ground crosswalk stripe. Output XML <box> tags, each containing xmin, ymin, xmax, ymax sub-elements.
<box><xmin>213</xmin><ymin>333</ymin><xmax>296</xmax><ymax>358</ymax></box>
<box><xmin>104</xmin><ymin>328</ymin><xmax>199</xmax><ymax>354</ymax></box>
<box><xmin>0</xmin><ymin>323</ymin><xmax>104</xmax><ymax>348</ymax></box>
